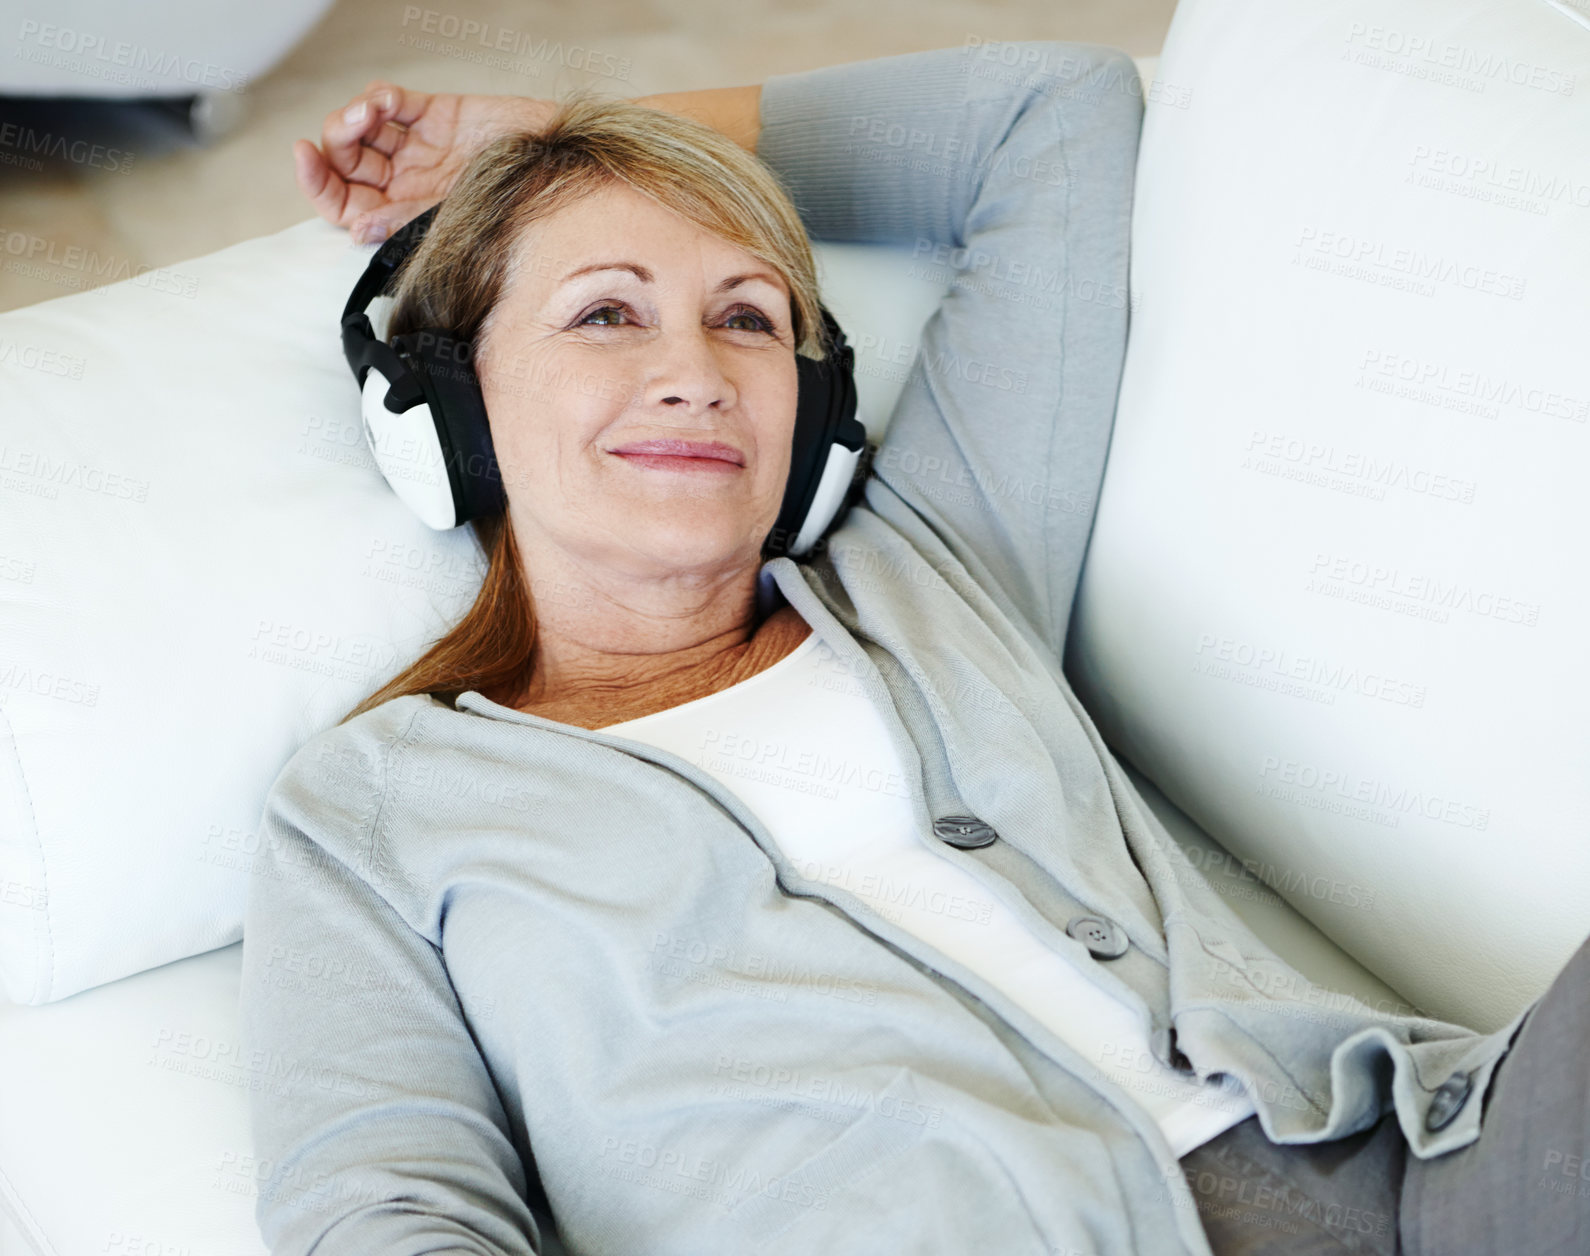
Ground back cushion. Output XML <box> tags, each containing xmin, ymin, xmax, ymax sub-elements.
<box><xmin>1066</xmin><ymin>0</ymin><xmax>1590</xmax><ymax>1031</ymax></box>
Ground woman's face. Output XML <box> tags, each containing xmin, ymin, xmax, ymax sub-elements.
<box><xmin>475</xmin><ymin>180</ymin><xmax>800</xmax><ymax>587</ymax></box>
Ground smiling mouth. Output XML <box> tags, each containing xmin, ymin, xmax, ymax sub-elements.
<box><xmin>611</xmin><ymin>451</ymin><xmax>743</xmax><ymax>474</ymax></box>
<box><xmin>608</xmin><ymin>438</ymin><xmax>745</xmax><ymax>472</ymax></box>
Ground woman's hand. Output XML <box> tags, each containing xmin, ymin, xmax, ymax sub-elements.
<box><xmin>295</xmin><ymin>80</ymin><xmax>557</xmax><ymax>244</ymax></box>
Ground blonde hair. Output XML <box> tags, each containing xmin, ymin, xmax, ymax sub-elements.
<box><xmin>339</xmin><ymin>89</ymin><xmax>830</xmax><ymax>725</ymax></box>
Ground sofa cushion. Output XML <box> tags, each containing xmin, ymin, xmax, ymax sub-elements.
<box><xmin>0</xmin><ymin>216</ymin><xmax>477</xmax><ymax>1005</ymax></box>
<box><xmin>1066</xmin><ymin>0</ymin><xmax>1590</xmax><ymax>1032</ymax></box>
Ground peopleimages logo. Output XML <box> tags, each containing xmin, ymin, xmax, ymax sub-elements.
<box><xmin>1291</xmin><ymin>225</ymin><xmax>1527</xmax><ymax>301</ymax></box>
<box><xmin>1304</xmin><ymin>550</ymin><xmax>1540</xmax><ymax>628</ymax></box>
<box><xmin>1193</xmin><ymin>630</ymin><xmax>1429</xmax><ymax>709</ymax></box>
<box><xmin>397</xmin><ymin>6</ymin><xmax>632</xmax><ymax>81</ymax></box>
<box><xmin>1407</xmin><ymin>144</ymin><xmax>1590</xmax><ymax>214</ymax></box>
<box><xmin>1357</xmin><ymin>348</ymin><xmax>1588</xmax><ymax>423</ymax></box>
<box><xmin>909</xmin><ymin>236</ymin><xmax>1130</xmax><ymax>310</ymax></box>
<box><xmin>1257</xmin><ymin>754</ymin><xmax>1491</xmax><ymax>831</ymax></box>
<box><xmin>0</xmin><ymin>122</ymin><xmax>134</xmax><ymax>173</ymax></box>
<box><xmin>14</xmin><ymin>20</ymin><xmax>249</xmax><ymax>92</ymax></box>
<box><xmin>0</xmin><ymin>226</ymin><xmax>199</xmax><ymax>299</ymax></box>
<box><xmin>1342</xmin><ymin>22</ymin><xmax>1576</xmax><ymax>96</ymax></box>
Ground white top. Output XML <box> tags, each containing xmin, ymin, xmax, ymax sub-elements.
<box><xmin>603</xmin><ymin>624</ymin><xmax>1255</xmax><ymax>1158</ymax></box>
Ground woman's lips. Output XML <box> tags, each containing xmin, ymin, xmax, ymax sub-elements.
<box><xmin>615</xmin><ymin>453</ymin><xmax>742</xmax><ymax>473</ymax></box>
<box><xmin>609</xmin><ymin>439</ymin><xmax>744</xmax><ymax>473</ymax></box>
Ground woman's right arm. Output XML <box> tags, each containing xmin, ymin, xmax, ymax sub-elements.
<box><xmin>693</xmin><ymin>45</ymin><xmax>1142</xmax><ymax>662</ymax></box>
<box><xmin>240</xmin><ymin>711</ymin><xmax>544</xmax><ymax>1254</ymax></box>
<box><xmin>628</xmin><ymin>84</ymin><xmax>762</xmax><ymax>153</ymax></box>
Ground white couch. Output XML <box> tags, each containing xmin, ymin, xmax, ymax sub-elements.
<box><xmin>4</xmin><ymin>1</ymin><xmax>1589</xmax><ymax>1250</ymax></box>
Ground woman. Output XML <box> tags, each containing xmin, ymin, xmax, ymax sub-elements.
<box><xmin>248</xmin><ymin>41</ymin><xmax>1590</xmax><ymax>1256</ymax></box>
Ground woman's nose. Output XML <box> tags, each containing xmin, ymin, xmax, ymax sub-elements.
<box><xmin>645</xmin><ymin>327</ymin><xmax>737</xmax><ymax>412</ymax></box>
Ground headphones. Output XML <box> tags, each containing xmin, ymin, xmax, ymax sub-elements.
<box><xmin>339</xmin><ymin>203</ymin><xmax>867</xmax><ymax>559</ymax></box>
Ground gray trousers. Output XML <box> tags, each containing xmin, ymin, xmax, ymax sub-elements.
<box><xmin>1178</xmin><ymin>931</ymin><xmax>1590</xmax><ymax>1255</ymax></box>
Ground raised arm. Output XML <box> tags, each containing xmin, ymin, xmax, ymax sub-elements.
<box><xmin>240</xmin><ymin>713</ymin><xmax>545</xmax><ymax>1255</ymax></box>
<box><xmin>640</xmin><ymin>45</ymin><xmax>1145</xmax><ymax>659</ymax></box>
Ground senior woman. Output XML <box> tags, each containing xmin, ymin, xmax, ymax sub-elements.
<box><xmin>246</xmin><ymin>40</ymin><xmax>1590</xmax><ymax>1256</ymax></box>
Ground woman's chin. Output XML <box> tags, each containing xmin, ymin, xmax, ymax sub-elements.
<box><xmin>620</xmin><ymin>517</ymin><xmax>767</xmax><ymax>568</ymax></box>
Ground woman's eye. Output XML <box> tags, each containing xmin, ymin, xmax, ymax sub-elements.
<box><xmin>723</xmin><ymin>306</ymin><xmax>774</xmax><ymax>333</ymax></box>
<box><xmin>579</xmin><ymin>304</ymin><xmax>630</xmax><ymax>327</ymax></box>
<box><xmin>575</xmin><ymin>304</ymin><xmax>773</xmax><ymax>332</ymax></box>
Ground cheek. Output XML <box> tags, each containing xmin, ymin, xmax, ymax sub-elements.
<box><xmin>484</xmin><ymin>356</ymin><xmax>626</xmax><ymax>475</ymax></box>
<box><xmin>479</xmin><ymin>388</ymin><xmax>537</xmax><ymax>497</ymax></box>
<box><xmin>756</xmin><ymin>364</ymin><xmax>801</xmax><ymax>484</ymax></box>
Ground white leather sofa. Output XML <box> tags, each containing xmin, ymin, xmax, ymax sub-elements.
<box><xmin>4</xmin><ymin>1</ymin><xmax>1588</xmax><ymax>1251</ymax></box>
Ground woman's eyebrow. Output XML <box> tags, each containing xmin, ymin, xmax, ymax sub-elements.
<box><xmin>559</xmin><ymin>261</ymin><xmax>653</xmax><ymax>285</ymax></box>
<box><xmin>555</xmin><ymin>261</ymin><xmax>785</xmax><ymax>293</ymax></box>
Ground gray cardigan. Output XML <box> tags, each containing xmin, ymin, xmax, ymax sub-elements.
<box><xmin>240</xmin><ymin>40</ymin><xmax>1523</xmax><ymax>1256</ymax></box>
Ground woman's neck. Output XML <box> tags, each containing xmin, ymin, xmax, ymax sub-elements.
<box><xmin>510</xmin><ymin>602</ymin><xmax>812</xmax><ymax>730</ymax></box>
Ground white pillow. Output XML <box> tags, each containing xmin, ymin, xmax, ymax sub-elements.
<box><xmin>0</xmin><ymin>218</ymin><xmax>474</xmax><ymax>1004</ymax></box>
<box><xmin>0</xmin><ymin>215</ymin><xmax>949</xmax><ymax>1005</ymax></box>
<box><xmin>1066</xmin><ymin>0</ymin><xmax>1590</xmax><ymax>1031</ymax></box>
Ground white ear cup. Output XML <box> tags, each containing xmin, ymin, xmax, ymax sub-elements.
<box><xmin>790</xmin><ymin>442</ymin><xmax>862</xmax><ymax>557</ymax></box>
<box><xmin>359</xmin><ymin>369</ymin><xmax>458</xmax><ymax>531</ymax></box>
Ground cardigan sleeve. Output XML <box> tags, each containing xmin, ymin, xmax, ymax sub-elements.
<box><xmin>238</xmin><ymin>709</ymin><xmax>545</xmax><ymax>1255</ymax></box>
<box><xmin>756</xmin><ymin>41</ymin><xmax>1143</xmax><ymax>658</ymax></box>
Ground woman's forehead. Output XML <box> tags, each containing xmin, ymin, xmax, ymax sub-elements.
<box><xmin>505</xmin><ymin>183</ymin><xmax>787</xmax><ymax>297</ymax></box>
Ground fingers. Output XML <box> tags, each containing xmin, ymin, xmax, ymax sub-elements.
<box><xmin>318</xmin><ymin>87</ymin><xmax>401</xmax><ymax>190</ymax></box>
<box><xmin>319</xmin><ymin>79</ymin><xmax>436</xmax><ymax>183</ymax></box>
<box><xmin>357</xmin><ymin>79</ymin><xmax>430</xmax><ymax>129</ymax></box>
<box><xmin>293</xmin><ymin>136</ymin><xmax>388</xmax><ymax>238</ymax></box>
<box><xmin>293</xmin><ymin>137</ymin><xmax>345</xmax><ymax>226</ymax></box>
<box><xmin>299</xmin><ymin>80</ymin><xmax>446</xmax><ymax>238</ymax></box>
<box><xmin>295</xmin><ymin>140</ymin><xmax>338</xmax><ymax>224</ymax></box>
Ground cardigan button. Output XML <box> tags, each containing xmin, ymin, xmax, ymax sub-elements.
<box><xmin>1425</xmin><ymin>1071</ymin><xmax>1474</xmax><ymax>1132</ymax></box>
<box><xmin>1066</xmin><ymin>915</ymin><xmax>1129</xmax><ymax>960</ymax></box>
<box><xmin>932</xmin><ymin>814</ymin><xmax>998</xmax><ymax>849</ymax></box>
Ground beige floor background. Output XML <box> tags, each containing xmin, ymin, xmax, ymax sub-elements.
<box><xmin>0</xmin><ymin>0</ymin><xmax>1175</xmax><ymax>314</ymax></box>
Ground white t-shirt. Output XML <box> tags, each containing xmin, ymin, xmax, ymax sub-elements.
<box><xmin>603</xmin><ymin>626</ymin><xmax>1255</xmax><ymax>1158</ymax></box>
